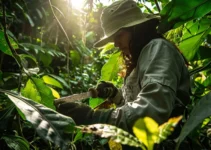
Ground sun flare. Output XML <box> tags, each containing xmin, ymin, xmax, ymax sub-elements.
<box><xmin>71</xmin><ymin>0</ymin><xmax>112</xmax><ymax>10</ymax></box>
<box><xmin>71</xmin><ymin>0</ymin><xmax>85</xmax><ymax>10</ymax></box>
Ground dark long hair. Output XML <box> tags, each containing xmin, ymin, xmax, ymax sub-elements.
<box><xmin>123</xmin><ymin>19</ymin><xmax>162</xmax><ymax>77</ymax></box>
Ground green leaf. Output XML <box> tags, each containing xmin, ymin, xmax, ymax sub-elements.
<box><xmin>79</xmin><ymin>124</ymin><xmax>146</xmax><ymax>149</ymax></box>
<box><xmin>42</xmin><ymin>75</ymin><xmax>63</xmax><ymax>89</ymax></box>
<box><xmin>20</xmin><ymin>43</ymin><xmax>45</xmax><ymax>53</ymax></box>
<box><xmin>15</xmin><ymin>3</ymin><xmax>34</xmax><ymax>27</ymax></box>
<box><xmin>24</xmin><ymin>13</ymin><xmax>35</xmax><ymax>27</ymax></box>
<box><xmin>73</xmin><ymin>129</ymin><xmax>83</xmax><ymax>143</ymax></box>
<box><xmin>22</xmin><ymin>78</ymin><xmax>55</xmax><ymax>110</ymax></box>
<box><xmin>0</xmin><ymin>30</ymin><xmax>18</xmax><ymax>56</ymax></box>
<box><xmin>36</xmin><ymin>8</ymin><xmax>43</xmax><ymax>19</ymax></box>
<box><xmin>19</xmin><ymin>43</ymin><xmax>53</xmax><ymax>66</ymax></box>
<box><xmin>48</xmin><ymin>74</ymin><xmax>70</xmax><ymax>89</ymax></box>
<box><xmin>203</xmin><ymin>76</ymin><xmax>211</xmax><ymax>87</ymax></box>
<box><xmin>89</xmin><ymin>97</ymin><xmax>104</xmax><ymax>109</ymax></box>
<box><xmin>1</xmin><ymin>90</ymin><xmax>75</xmax><ymax>150</ymax></box>
<box><xmin>158</xmin><ymin>0</ymin><xmax>211</xmax><ymax>33</ymax></box>
<box><xmin>0</xmin><ymin>104</ymin><xmax>15</xmax><ymax>131</ymax></box>
<box><xmin>1</xmin><ymin>134</ymin><xmax>30</xmax><ymax>150</ymax></box>
<box><xmin>157</xmin><ymin>116</ymin><xmax>182</xmax><ymax>143</ymax></box>
<box><xmin>176</xmin><ymin>92</ymin><xmax>211</xmax><ymax>149</ymax></box>
<box><xmin>100</xmin><ymin>52</ymin><xmax>121</xmax><ymax>81</ymax></box>
<box><xmin>193</xmin><ymin>46</ymin><xmax>211</xmax><ymax>60</ymax></box>
<box><xmin>70</xmin><ymin>50</ymin><xmax>81</xmax><ymax>66</ymax></box>
<box><xmin>39</xmin><ymin>52</ymin><xmax>53</xmax><ymax>67</ymax></box>
<box><xmin>179</xmin><ymin>19</ymin><xmax>211</xmax><ymax>61</ymax></box>
<box><xmin>49</xmin><ymin>87</ymin><xmax>60</xmax><ymax>99</ymax></box>
<box><xmin>99</xmin><ymin>43</ymin><xmax>116</xmax><ymax>56</ymax></box>
<box><xmin>133</xmin><ymin>117</ymin><xmax>159</xmax><ymax>150</ymax></box>
<box><xmin>19</xmin><ymin>54</ymin><xmax>37</xmax><ymax>65</ymax></box>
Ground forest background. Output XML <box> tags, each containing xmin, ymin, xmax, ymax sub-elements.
<box><xmin>1</xmin><ymin>0</ymin><xmax>211</xmax><ymax>150</ymax></box>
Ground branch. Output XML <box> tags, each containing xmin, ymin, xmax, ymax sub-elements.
<box><xmin>49</xmin><ymin>0</ymin><xmax>74</xmax><ymax>94</ymax></box>
<box><xmin>2</xmin><ymin>2</ymin><xmax>19</xmax><ymax>56</ymax></box>
<box><xmin>1</xmin><ymin>1</ymin><xmax>32</xmax><ymax>93</ymax></box>
<box><xmin>189</xmin><ymin>61</ymin><xmax>211</xmax><ymax>76</ymax></box>
<box><xmin>1</xmin><ymin>0</ymin><xmax>23</xmax><ymax>92</ymax></box>
<box><xmin>48</xmin><ymin>0</ymin><xmax>74</xmax><ymax>49</ymax></box>
<box><xmin>154</xmin><ymin>0</ymin><xmax>161</xmax><ymax>12</ymax></box>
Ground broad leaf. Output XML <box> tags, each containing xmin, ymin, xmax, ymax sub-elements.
<box><xmin>49</xmin><ymin>87</ymin><xmax>60</xmax><ymax>99</ymax></box>
<box><xmin>133</xmin><ymin>117</ymin><xmax>158</xmax><ymax>150</ymax></box>
<box><xmin>193</xmin><ymin>46</ymin><xmax>211</xmax><ymax>61</ymax></box>
<box><xmin>38</xmin><ymin>51</ymin><xmax>53</xmax><ymax>67</ymax></box>
<box><xmin>179</xmin><ymin>19</ymin><xmax>211</xmax><ymax>61</ymax></box>
<box><xmin>22</xmin><ymin>78</ymin><xmax>55</xmax><ymax>110</ymax></box>
<box><xmin>70</xmin><ymin>50</ymin><xmax>81</xmax><ymax>66</ymax></box>
<box><xmin>19</xmin><ymin>43</ymin><xmax>53</xmax><ymax>66</ymax></box>
<box><xmin>79</xmin><ymin>124</ymin><xmax>147</xmax><ymax>149</ymax></box>
<box><xmin>19</xmin><ymin>54</ymin><xmax>37</xmax><ymax>65</ymax></box>
<box><xmin>158</xmin><ymin>0</ymin><xmax>211</xmax><ymax>33</ymax></box>
<box><xmin>48</xmin><ymin>74</ymin><xmax>70</xmax><ymax>89</ymax></box>
<box><xmin>176</xmin><ymin>92</ymin><xmax>211</xmax><ymax>149</ymax></box>
<box><xmin>0</xmin><ymin>104</ymin><xmax>15</xmax><ymax>131</ymax></box>
<box><xmin>0</xmin><ymin>30</ymin><xmax>18</xmax><ymax>56</ymax></box>
<box><xmin>89</xmin><ymin>97</ymin><xmax>104</xmax><ymax>109</ymax></box>
<box><xmin>99</xmin><ymin>43</ymin><xmax>116</xmax><ymax>56</ymax></box>
<box><xmin>1</xmin><ymin>134</ymin><xmax>30</xmax><ymax>150</ymax></box>
<box><xmin>15</xmin><ymin>3</ymin><xmax>34</xmax><ymax>27</ymax></box>
<box><xmin>73</xmin><ymin>129</ymin><xmax>83</xmax><ymax>143</ymax></box>
<box><xmin>42</xmin><ymin>75</ymin><xmax>63</xmax><ymax>89</ymax></box>
<box><xmin>108</xmin><ymin>139</ymin><xmax>122</xmax><ymax>150</ymax></box>
<box><xmin>100</xmin><ymin>52</ymin><xmax>122</xmax><ymax>81</ymax></box>
<box><xmin>157</xmin><ymin>116</ymin><xmax>182</xmax><ymax>143</ymax></box>
<box><xmin>2</xmin><ymin>91</ymin><xmax>75</xmax><ymax>150</ymax></box>
<box><xmin>203</xmin><ymin>76</ymin><xmax>211</xmax><ymax>87</ymax></box>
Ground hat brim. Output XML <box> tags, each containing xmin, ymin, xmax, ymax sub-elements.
<box><xmin>94</xmin><ymin>14</ymin><xmax>160</xmax><ymax>48</ymax></box>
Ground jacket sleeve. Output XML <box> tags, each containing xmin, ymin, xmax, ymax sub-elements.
<box><xmin>107</xmin><ymin>39</ymin><xmax>183</xmax><ymax>132</ymax></box>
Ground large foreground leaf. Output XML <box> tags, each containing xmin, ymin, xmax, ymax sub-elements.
<box><xmin>1</xmin><ymin>135</ymin><xmax>29</xmax><ymax>150</ymax></box>
<box><xmin>79</xmin><ymin>124</ymin><xmax>147</xmax><ymax>150</ymax></box>
<box><xmin>133</xmin><ymin>117</ymin><xmax>158</xmax><ymax>150</ymax></box>
<box><xmin>100</xmin><ymin>52</ymin><xmax>122</xmax><ymax>81</ymax></box>
<box><xmin>179</xmin><ymin>19</ymin><xmax>211</xmax><ymax>60</ymax></box>
<box><xmin>176</xmin><ymin>92</ymin><xmax>211</xmax><ymax>149</ymax></box>
<box><xmin>0</xmin><ymin>30</ymin><xmax>18</xmax><ymax>56</ymax></box>
<box><xmin>0</xmin><ymin>90</ymin><xmax>75</xmax><ymax>150</ymax></box>
<box><xmin>22</xmin><ymin>77</ymin><xmax>55</xmax><ymax>110</ymax></box>
<box><xmin>158</xmin><ymin>0</ymin><xmax>211</xmax><ymax>33</ymax></box>
<box><xmin>0</xmin><ymin>104</ymin><xmax>15</xmax><ymax>131</ymax></box>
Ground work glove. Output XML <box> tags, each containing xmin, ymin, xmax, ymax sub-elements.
<box><xmin>55</xmin><ymin>102</ymin><xmax>112</xmax><ymax>125</ymax></box>
<box><xmin>96</xmin><ymin>81</ymin><xmax>118</xmax><ymax>99</ymax></box>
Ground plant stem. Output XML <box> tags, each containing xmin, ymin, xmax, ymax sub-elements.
<box><xmin>1</xmin><ymin>0</ymin><xmax>23</xmax><ymax>93</ymax></box>
<box><xmin>154</xmin><ymin>0</ymin><xmax>161</xmax><ymax>12</ymax></box>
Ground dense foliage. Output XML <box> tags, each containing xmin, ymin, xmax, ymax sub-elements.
<box><xmin>0</xmin><ymin>0</ymin><xmax>211</xmax><ymax>149</ymax></box>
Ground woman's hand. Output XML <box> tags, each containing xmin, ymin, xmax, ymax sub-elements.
<box><xmin>96</xmin><ymin>81</ymin><xmax>118</xmax><ymax>99</ymax></box>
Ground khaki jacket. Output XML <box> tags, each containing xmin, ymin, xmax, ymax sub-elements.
<box><xmin>107</xmin><ymin>38</ymin><xmax>190</xmax><ymax>132</ymax></box>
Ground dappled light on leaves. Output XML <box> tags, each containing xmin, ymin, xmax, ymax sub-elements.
<box><xmin>78</xmin><ymin>124</ymin><xmax>147</xmax><ymax>149</ymax></box>
<box><xmin>133</xmin><ymin>117</ymin><xmax>159</xmax><ymax>150</ymax></box>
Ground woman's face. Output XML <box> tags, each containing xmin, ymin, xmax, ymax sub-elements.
<box><xmin>114</xmin><ymin>29</ymin><xmax>132</xmax><ymax>55</ymax></box>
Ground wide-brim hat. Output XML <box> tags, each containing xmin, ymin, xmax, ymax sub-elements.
<box><xmin>94</xmin><ymin>0</ymin><xmax>160</xmax><ymax>48</ymax></box>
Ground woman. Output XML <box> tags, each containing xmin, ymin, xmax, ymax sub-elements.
<box><xmin>56</xmin><ymin>0</ymin><xmax>190</xmax><ymax>141</ymax></box>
